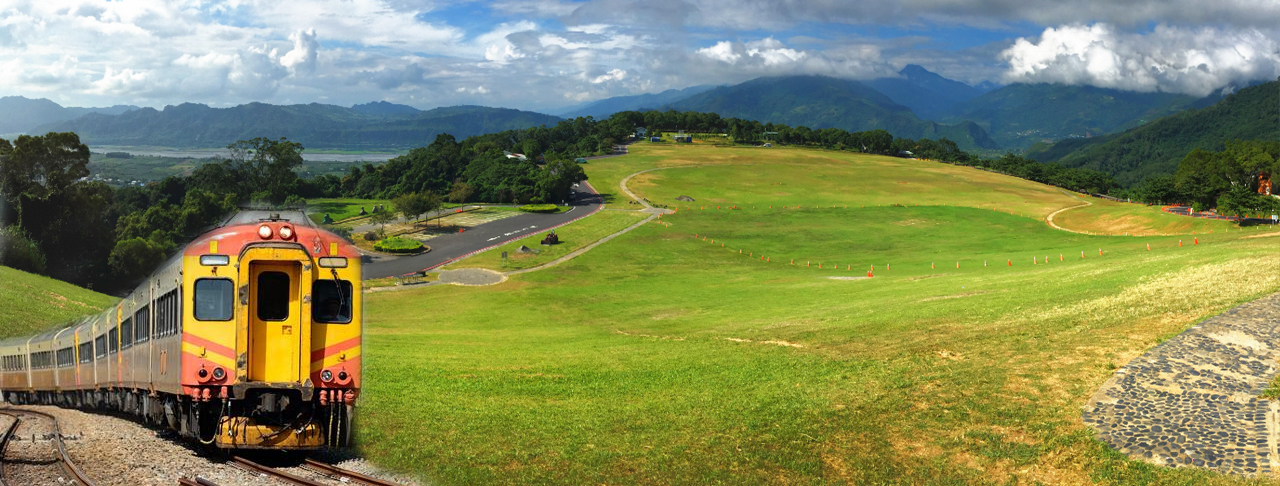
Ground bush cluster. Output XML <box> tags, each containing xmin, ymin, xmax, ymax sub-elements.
<box><xmin>374</xmin><ymin>237</ymin><xmax>424</xmax><ymax>253</ymax></box>
<box><xmin>519</xmin><ymin>204</ymin><xmax>559</xmax><ymax>213</ymax></box>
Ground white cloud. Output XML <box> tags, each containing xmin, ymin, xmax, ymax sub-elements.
<box><xmin>697</xmin><ymin>41</ymin><xmax>740</xmax><ymax>63</ymax></box>
<box><xmin>280</xmin><ymin>28</ymin><xmax>319</xmax><ymax>75</ymax></box>
<box><xmin>1001</xmin><ymin>23</ymin><xmax>1280</xmax><ymax>96</ymax></box>
<box><xmin>591</xmin><ymin>68</ymin><xmax>626</xmax><ymax>83</ymax></box>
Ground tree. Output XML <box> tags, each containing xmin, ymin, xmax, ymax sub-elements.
<box><xmin>1217</xmin><ymin>185</ymin><xmax>1277</xmax><ymax>223</ymax></box>
<box><xmin>0</xmin><ymin>132</ymin><xmax>90</xmax><ymax>237</ymax></box>
<box><xmin>368</xmin><ymin>209</ymin><xmax>396</xmax><ymax>238</ymax></box>
<box><xmin>108</xmin><ymin>236</ymin><xmax>171</xmax><ymax>281</ymax></box>
<box><xmin>225</xmin><ymin>137</ymin><xmax>305</xmax><ymax>204</ymax></box>
<box><xmin>392</xmin><ymin>192</ymin><xmax>441</xmax><ymax>226</ymax></box>
<box><xmin>447</xmin><ymin>181</ymin><xmax>475</xmax><ymax>203</ymax></box>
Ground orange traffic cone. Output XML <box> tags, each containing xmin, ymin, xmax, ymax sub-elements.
<box><xmin>932</xmin><ymin>262</ymin><xmax>935</xmax><ymax>269</ymax></box>
<box><xmin>1179</xmin><ymin>240</ymin><xmax>1183</xmax><ymax>247</ymax></box>
<box><xmin>867</xmin><ymin>270</ymin><xmax>873</xmax><ymax>277</ymax></box>
<box><xmin>1146</xmin><ymin>243</ymin><xmax>1150</xmax><ymax>251</ymax></box>
<box><xmin>1194</xmin><ymin>237</ymin><xmax>1198</xmax><ymax>245</ymax></box>
<box><xmin>1008</xmin><ymin>259</ymin><xmax>1012</xmax><ymax>266</ymax></box>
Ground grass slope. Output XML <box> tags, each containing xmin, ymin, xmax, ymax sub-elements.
<box><xmin>0</xmin><ymin>266</ymin><xmax>118</xmax><ymax>339</ymax></box>
<box><xmin>357</xmin><ymin>145</ymin><xmax>1280</xmax><ymax>485</ymax></box>
<box><xmin>448</xmin><ymin>210</ymin><xmax>648</xmax><ymax>271</ymax></box>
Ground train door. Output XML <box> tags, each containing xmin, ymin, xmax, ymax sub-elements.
<box><xmin>248</xmin><ymin>262</ymin><xmax>302</xmax><ymax>383</ymax></box>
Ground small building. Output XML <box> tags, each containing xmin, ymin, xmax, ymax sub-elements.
<box><xmin>650</xmin><ymin>137</ymin><xmax>661</xmax><ymax>142</ymax></box>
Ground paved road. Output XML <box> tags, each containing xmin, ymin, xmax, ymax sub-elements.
<box><xmin>361</xmin><ymin>144</ymin><xmax>629</xmax><ymax>279</ymax></box>
<box><xmin>361</xmin><ymin>183</ymin><xmax>603</xmax><ymax>278</ymax></box>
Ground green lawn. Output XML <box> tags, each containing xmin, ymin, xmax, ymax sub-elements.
<box><xmin>1052</xmin><ymin>196</ymin><xmax>1244</xmax><ymax>236</ymax></box>
<box><xmin>447</xmin><ymin>210</ymin><xmax>649</xmax><ymax>271</ymax></box>
<box><xmin>307</xmin><ymin>198</ymin><xmax>393</xmax><ymax>224</ymax></box>
<box><xmin>355</xmin><ymin>146</ymin><xmax>1280</xmax><ymax>485</ymax></box>
<box><xmin>0</xmin><ymin>266</ymin><xmax>119</xmax><ymax>339</ymax></box>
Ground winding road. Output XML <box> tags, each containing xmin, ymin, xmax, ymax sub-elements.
<box><xmin>361</xmin><ymin>146</ymin><xmax>626</xmax><ymax>279</ymax></box>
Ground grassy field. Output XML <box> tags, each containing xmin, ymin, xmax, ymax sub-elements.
<box><xmin>356</xmin><ymin>144</ymin><xmax>1280</xmax><ymax>485</ymax></box>
<box><xmin>1052</xmin><ymin>196</ymin><xmax>1243</xmax><ymax>236</ymax></box>
<box><xmin>447</xmin><ymin>210</ymin><xmax>649</xmax><ymax>271</ymax></box>
<box><xmin>0</xmin><ymin>266</ymin><xmax>118</xmax><ymax>339</ymax></box>
<box><xmin>308</xmin><ymin>198</ymin><xmax>394</xmax><ymax>223</ymax></box>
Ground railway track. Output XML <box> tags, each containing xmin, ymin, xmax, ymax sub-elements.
<box><xmin>0</xmin><ymin>408</ymin><xmax>97</xmax><ymax>486</ymax></box>
<box><xmin>229</xmin><ymin>456</ymin><xmax>404</xmax><ymax>486</ymax></box>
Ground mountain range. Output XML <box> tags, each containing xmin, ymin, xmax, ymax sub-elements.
<box><xmin>0</xmin><ymin>96</ymin><xmax>139</xmax><ymax>135</ymax></box>
<box><xmin>34</xmin><ymin>102</ymin><xmax>561</xmax><ymax>149</ymax></box>
<box><xmin>9</xmin><ymin>64</ymin><xmax>1271</xmax><ymax>184</ymax></box>
<box><xmin>1024</xmin><ymin>79</ymin><xmax>1279</xmax><ymax>185</ymax></box>
<box><xmin>665</xmin><ymin>75</ymin><xmax>998</xmax><ymax>150</ymax></box>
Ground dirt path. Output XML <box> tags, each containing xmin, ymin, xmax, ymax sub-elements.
<box><xmin>1044</xmin><ymin>190</ymin><xmax>1094</xmax><ymax>235</ymax></box>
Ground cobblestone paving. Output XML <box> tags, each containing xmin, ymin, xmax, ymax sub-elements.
<box><xmin>1083</xmin><ymin>292</ymin><xmax>1280</xmax><ymax>477</ymax></box>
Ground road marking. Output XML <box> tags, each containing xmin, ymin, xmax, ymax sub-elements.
<box><xmin>486</xmin><ymin>225</ymin><xmax>539</xmax><ymax>241</ymax></box>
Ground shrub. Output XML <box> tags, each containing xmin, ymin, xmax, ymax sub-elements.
<box><xmin>0</xmin><ymin>226</ymin><xmax>46</xmax><ymax>274</ymax></box>
<box><xmin>363</xmin><ymin>231</ymin><xmax>378</xmax><ymax>241</ymax></box>
<box><xmin>374</xmin><ymin>237</ymin><xmax>424</xmax><ymax>254</ymax></box>
<box><xmin>519</xmin><ymin>204</ymin><xmax>559</xmax><ymax>213</ymax></box>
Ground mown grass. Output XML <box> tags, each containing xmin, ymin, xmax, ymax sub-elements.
<box><xmin>1053</xmin><ymin>196</ymin><xmax>1244</xmax><ymax>236</ymax></box>
<box><xmin>0</xmin><ymin>266</ymin><xmax>119</xmax><ymax>339</ymax></box>
<box><xmin>447</xmin><ymin>210</ymin><xmax>649</xmax><ymax>271</ymax></box>
<box><xmin>356</xmin><ymin>146</ymin><xmax>1280</xmax><ymax>485</ymax></box>
<box><xmin>308</xmin><ymin>198</ymin><xmax>392</xmax><ymax>223</ymax></box>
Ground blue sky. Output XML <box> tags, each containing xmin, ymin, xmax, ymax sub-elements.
<box><xmin>2</xmin><ymin>0</ymin><xmax>1278</xmax><ymax>112</ymax></box>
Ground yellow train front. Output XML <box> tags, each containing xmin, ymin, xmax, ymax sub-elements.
<box><xmin>0</xmin><ymin>210</ymin><xmax>363</xmax><ymax>450</ymax></box>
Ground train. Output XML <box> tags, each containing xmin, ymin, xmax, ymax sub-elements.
<box><xmin>0</xmin><ymin>210</ymin><xmax>362</xmax><ymax>449</ymax></box>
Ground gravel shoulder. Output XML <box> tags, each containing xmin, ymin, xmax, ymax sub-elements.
<box><xmin>3</xmin><ymin>404</ymin><xmax>424</xmax><ymax>486</ymax></box>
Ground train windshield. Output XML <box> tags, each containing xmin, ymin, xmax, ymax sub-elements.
<box><xmin>195</xmin><ymin>278</ymin><xmax>235</xmax><ymax>321</ymax></box>
<box><xmin>313</xmin><ymin>279</ymin><xmax>353</xmax><ymax>324</ymax></box>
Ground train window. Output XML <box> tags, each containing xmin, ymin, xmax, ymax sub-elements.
<box><xmin>57</xmin><ymin>347</ymin><xmax>73</xmax><ymax>367</ymax></box>
<box><xmin>78</xmin><ymin>342</ymin><xmax>92</xmax><ymax>364</ymax></box>
<box><xmin>108</xmin><ymin>327</ymin><xmax>118</xmax><ymax>354</ymax></box>
<box><xmin>195</xmin><ymin>279</ymin><xmax>234</xmax><ymax>321</ymax></box>
<box><xmin>155</xmin><ymin>290</ymin><xmax>180</xmax><ymax>337</ymax></box>
<box><xmin>121</xmin><ymin>317</ymin><xmax>133</xmax><ymax>348</ymax></box>
<box><xmin>256</xmin><ymin>272</ymin><xmax>291</xmax><ymax>321</ymax></box>
<box><xmin>95</xmin><ymin>335</ymin><xmax>107</xmax><ymax>359</ymax></box>
<box><xmin>312</xmin><ymin>280</ymin><xmax>353</xmax><ymax>324</ymax></box>
<box><xmin>134</xmin><ymin>306</ymin><xmax>150</xmax><ymax>343</ymax></box>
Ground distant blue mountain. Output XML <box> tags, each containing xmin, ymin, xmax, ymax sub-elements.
<box><xmin>864</xmin><ymin>65</ymin><xmax>986</xmax><ymax>120</ymax></box>
<box><xmin>350</xmin><ymin>101</ymin><xmax>420</xmax><ymax>116</ymax></box>
<box><xmin>0</xmin><ymin>96</ymin><xmax>139</xmax><ymax>135</ymax></box>
<box><xmin>559</xmin><ymin>85</ymin><xmax>716</xmax><ymax>119</ymax></box>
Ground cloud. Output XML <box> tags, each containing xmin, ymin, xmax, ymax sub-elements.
<box><xmin>280</xmin><ymin>29</ymin><xmax>319</xmax><ymax>75</ymax></box>
<box><xmin>1001</xmin><ymin>23</ymin><xmax>1280</xmax><ymax>96</ymax></box>
<box><xmin>591</xmin><ymin>68</ymin><xmax>626</xmax><ymax>83</ymax></box>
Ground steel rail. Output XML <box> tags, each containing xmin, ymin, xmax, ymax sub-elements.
<box><xmin>0</xmin><ymin>412</ymin><xmax>20</xmax><ymax>486</ymax></box>
<box><xmin>301</xmin><ymin>458</ymin><xmax>403</xmax><ymax>486</ymax></box>
<box><xmin>0</xmin><ymin>408</ymin><xmax>97</xmax><ymax>486</ymax></box>
<box><xmin>231</xmin><ymin>456</ymin><xmax>326</xmax><ymax>486</ymax></box>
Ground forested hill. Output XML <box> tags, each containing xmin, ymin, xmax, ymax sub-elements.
<box><xmin>0</xmin><ymin>96</ymin><xmax>139</xmax><ymax>135</ymax></box>
<box><xmin>1024</xmin><ymin>80</ymin><xmax>1279</xmax><ymax>186</ymax></box>
<box><xmin>663</xmin><ymin>75</ymin><xmax>1000</xmax><ymax>150</ymax></box>
<box><xmin>940</xmin><ymin>84</ymin><xmax>1198</xmax><ymax>149</ymax></box>
<box><xmin>33</xmin><ymin>103</ymin><xmax>562</xmax><ymax>149</ymax></box>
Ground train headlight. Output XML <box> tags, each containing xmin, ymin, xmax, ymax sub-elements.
<box><xmin>212</xmin><ymin>367</ymin><xmax>226</xmax><ymax>380</ymax></box>
<box><xmin>321</xmin><ymin>370</ymin><xmax>334</xmax><ymax>383</ymax></box>
<box><xmin>279</xmin><ymin>225</ymin><xmax>294</xmax><ymax>240</ymax></box>
<box><xmin>198</xmin><ymin>368</ymin><xmax>209</xmax><ymax>379</ymax></box>
<box><xmin>338</xmin><ymin>371</ymin><xmax>349</xmax><ymax>382</ymax></box>
<box><xmin>258</xmin><ymin>224</ymin><xmax>273</xmax><ymax>239</ymax></box>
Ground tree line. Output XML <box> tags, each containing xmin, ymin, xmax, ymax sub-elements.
<box><xmin>1123</xmin><ymin>140</ymin><xmax>1279</xmax><ymax>220</ymax></box>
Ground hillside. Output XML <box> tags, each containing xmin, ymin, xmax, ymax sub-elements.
<box><xmin>0</xmin><ymin>96</ymin><xmax>138</xmax><ymax>135</ymax></box>
<box><xmin>560</xmin><ymin>85</ymin><xmax>715</xmax><ymax>119</ymax></box>
<box><xmin>666</xmin><ymin>75</ymin><xmax>999</xmax><ymax>149</ymax></box>
<box><xmin>940</xmin><ymin>83</ymin><xmax>1197</xmax><ymax>149</ymax></box>
<box><xmin>1025</xmin><ymin>80</ymin><xmax>1280</xmax><ymax>185</ymax></box>
<box><xmin>0</xmin><ymin>266</ymin><xmax>118</xmax><ymax>339</ymax></box>
<box><xmin>34</xmin><ymin>103</ymin><xmax>561</xmax><ymax>149</ymax></box>
<box><xmin>865</xmin><ymin>64</ymin><xmax>985</xmax><ymax>120</ymax></box>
